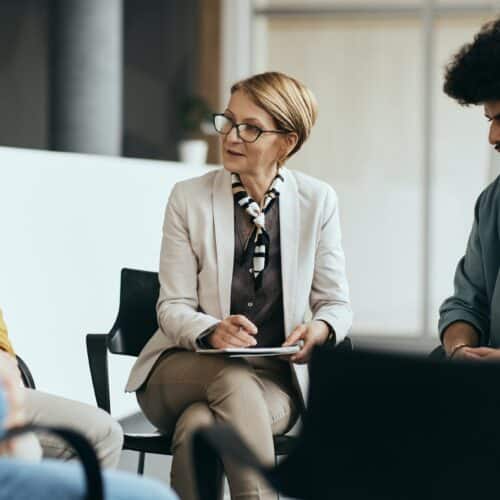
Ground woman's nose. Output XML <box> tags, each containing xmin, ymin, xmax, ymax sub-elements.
<box><xmin>227</xmin><ymin>125</ymin><xmax>242</xmax><ymax>143</ymax></box>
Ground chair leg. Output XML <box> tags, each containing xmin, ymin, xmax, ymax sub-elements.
<box><xmin>275</xmin><ymin>454</ymin><xmax>280</xmax><ymax>499</ymax></box>
<box><xmin>137</xmin><ymin>451</ymin><xmax>146</xmax><ymax>475</ymax></box>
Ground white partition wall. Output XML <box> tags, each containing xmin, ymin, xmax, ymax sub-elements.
<box><xmin>0</xmin><ymin>146</ymin><xmax>213</xmax><ymax>418</ymax></box>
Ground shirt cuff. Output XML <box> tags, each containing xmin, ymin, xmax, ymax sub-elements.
<box><xmin>196</xmin><ymin>324</ymin><xmax>219</xmax><ymax>349</ymax></box>
<box><xmin>316</xmin><ymin>319</ymin><xmax>336</xmax><ymax>344</ymax></box>
<box><xmin>438</xmin><ymin>313</ymin><xmax>486</xmax><ymax>345</ymax></box>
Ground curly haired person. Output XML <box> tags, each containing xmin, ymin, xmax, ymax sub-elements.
<box><xmin>439</xmin><ymin>17</ymin><xmax>500</xmax><ymax>360</ymax></box>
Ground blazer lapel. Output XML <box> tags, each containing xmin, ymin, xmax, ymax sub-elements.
<box><xmin>212</xmin><ymin>169</ymin><xmax>235</xmax><ymax>319</ymax></box>
<box><xmin>279</xmin><ymin>168</ymin><xmax>299</xmax><ymax>338</ymax></box>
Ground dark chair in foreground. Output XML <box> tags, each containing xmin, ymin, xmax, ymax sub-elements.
<box><xmin>0</xmin><ymin>424</ymin><xmax>103</xmax><ymax>500</ymax></box>
<box><xmin>193</xmin><ymin>347</ymin><xmax>500</xmax><ymax>500</ymax></box>
<box><xmin>85</xmin><ymin>267</ymin><xmax>300</xmax><ymax>476</ymax></box>
<box><xmin>428</xmin><ymin>344</ymin><xmax>446</xmax><ymax>360</ymax></box>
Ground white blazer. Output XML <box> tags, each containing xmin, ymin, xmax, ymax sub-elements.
<box><xmin>125</xmin><ymin>167</ymin><xmax>352</xmax><ymax>400</ymax></box>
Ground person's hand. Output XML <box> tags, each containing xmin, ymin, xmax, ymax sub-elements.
<box><xmin>449</xmin><ymin>345</ymin><xmax>476</xmax><ymax>360</ymax></box>
<box><xmin>282</xmin><ymin>320</ymin><xmax>330</xmax><ymax>364</ymax></box>
<box><xmin>0</xmin><ymin>351</ymin><xmax>27</xmax><ymax>456</ymax></box>
<box><xmin>0</xmin><ymin>351</ymin><xmax>25</xmax><ymax>429</ymax></box>
<box><xmin>455</xmin><ymin>346</ymin><xmax>500</xmax><ymax>361</ymax></box>
<box><xmin>207</xmin><ymin>315</ymin><xmax>258</xmax><ymax>348</ymax></box>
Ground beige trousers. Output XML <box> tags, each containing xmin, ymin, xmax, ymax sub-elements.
<box><xmin>137</xmin><ymin>350</ymin><xmax>300</xmax><ymax>500</ymax></box>
<box><xmin>24</xmin><ymin>388</ymin><xmax>124</xmax><ymax>468</ymax></box>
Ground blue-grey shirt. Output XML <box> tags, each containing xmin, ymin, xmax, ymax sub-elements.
<box><xmin>439</xmin><ymin>175</ymin><xmax>500</xmax><ymax>346</ymax></box>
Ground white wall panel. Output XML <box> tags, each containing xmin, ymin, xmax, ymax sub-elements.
<box><xmin>0</xmin><ymin>146</ymin><xmax>212</xmax><ymax>418</ymax></box>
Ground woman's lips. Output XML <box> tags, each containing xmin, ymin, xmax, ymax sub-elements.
<box><xmin>226</xmin><ymin>149</ymin><xmax>245</xmax><ymax>157</ymax></box>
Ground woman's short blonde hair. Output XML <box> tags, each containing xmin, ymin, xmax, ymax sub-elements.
<box><xmin>231</xmin><ymin>71</ymin><xmax>318</xmax><ymax>166</ymax></box>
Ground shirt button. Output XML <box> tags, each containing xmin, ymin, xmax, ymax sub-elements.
<box><xmin>247</xmin><ymin>302</ymin><xmax>254</xmax><ymax>308</ymax></box>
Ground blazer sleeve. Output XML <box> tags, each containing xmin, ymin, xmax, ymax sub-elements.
<box><xmin>310</xmin><ymin>186</ymin><xmax>353</xmax><ymax>343</ymax></box>
<box><xmin>156</xmin><ymin>183</ymin><xmax>220</xmax><ymax>351</ymax></box>
<box><xmin>438</xmin><ymin>194</ymin><xmax>490</xmax><ymax>344</ymax></box>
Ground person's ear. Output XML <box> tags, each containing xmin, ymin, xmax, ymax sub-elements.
<box><xmin>284</xmin><ymin>132</ymin><xmax>298</xmax><ymax>158</ymax></box>
<box><xmin>277</xmin><ymin>133</ymin><xmax>298</xmax><ymax>165</ymax></box>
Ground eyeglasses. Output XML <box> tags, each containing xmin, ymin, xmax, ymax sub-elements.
<box><xmin>212</xmin><ymin>113</ymin><xmax>289</xmax><ymax>143</ymax></box>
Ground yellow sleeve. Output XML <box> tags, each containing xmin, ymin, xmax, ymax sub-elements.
<box><xmin>0</xmin><ymin>309</ymin><xmax>15</xmax><ymax>356</ymax></box>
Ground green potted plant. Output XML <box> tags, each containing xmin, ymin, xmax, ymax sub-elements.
<box><xmin>177</xmin><ymin>95</ymin><xmax>214</xmax><ymax>165</ymax></box>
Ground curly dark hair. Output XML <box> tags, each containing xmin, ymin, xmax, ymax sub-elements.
<box><xmin>443</xmin><ymin>17</ymin><xmax>500</xmax><ymax>105</ymax></box>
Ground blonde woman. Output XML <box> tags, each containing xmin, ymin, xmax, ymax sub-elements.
<box><xmin>126</xmin><ymin>72</ymin><xmax>353</xmax><ymax>500</ymax></box>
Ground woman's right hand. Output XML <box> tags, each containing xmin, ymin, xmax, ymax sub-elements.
<box><xmin>207</xmin><ymin>315</ymin><xmax>258</xmax><ymax>348</ymax></box>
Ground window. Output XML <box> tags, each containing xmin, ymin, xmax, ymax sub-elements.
<box><xmin>244</xmin><ymin>1</ymin><xmax>499</xmax><ymax>340</ymax></box>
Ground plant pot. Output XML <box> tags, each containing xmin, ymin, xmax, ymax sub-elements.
<box><xmin>178</xmin><ymin>139</ymin><xmax>208</xmax><ymax>165</ymax></box>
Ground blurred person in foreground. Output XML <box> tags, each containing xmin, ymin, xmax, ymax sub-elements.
<box><xmin>0</xmin><ymin>308</ymin><xmax>123</xmax><ymax>466</ymax></box>
<box><xmin>439</xmin><ymin>17</ymin><xmax>500</xmax><ymax>360</ymax></box>
<box><xmin>0</xmin><ymin>348</ymin><xmax>177</xmax><ymax>500</ymax></box>
<box><xmin>126</xmin><ymin>71</ymin><xmax>352</xmax><ymax>499</ymax></box>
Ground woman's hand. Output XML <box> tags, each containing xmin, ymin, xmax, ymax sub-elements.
<box><xmin>208</xmin><ymin>315</ymin><xmax>258</xmax><ymax>348</ymax></box>
<box><xmin>282</xmin><ymin>320</ymin><xmax>330</xmax><ymax>364</ymax></box>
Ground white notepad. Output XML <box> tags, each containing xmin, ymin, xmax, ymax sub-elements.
<box><xmin>195</xmin><ymin>344</ymin><xmax>301</xmax><ymax>358</ymax></box>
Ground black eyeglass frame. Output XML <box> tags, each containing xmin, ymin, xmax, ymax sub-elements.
<box><xmin>212</xmin><ymin>113</ymin><xmax>290</xmax><ymax>143</ymax></box>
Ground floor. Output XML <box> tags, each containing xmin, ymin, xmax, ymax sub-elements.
<box><xmin>117</xmin><ymin>412</ymin><xmax>172</xmax><ymax>484</ymax></box>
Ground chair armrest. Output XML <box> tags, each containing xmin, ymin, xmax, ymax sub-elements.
<box><xmin>86</xmin><ymin>334</ymin><xmax>111</xmax><ymax>413</ymax></box>
<box><xmin>192</xmin><ymin>424</ymin><xmax>276</xmax><ymax>500</ymax></box>
<box><xmin>327</xmin><ymin>336</ymin><xmax>353</xmax><ymax>351</ymax></box>
<box><xmin>429</xmin><ymin>345</ymin><xmax>446</xmax><ymax>360</ymax></box>
<box><xmin>0</xmin><ymin>424</ymin><xmax>103</xmax><ymax>500</ymax></box>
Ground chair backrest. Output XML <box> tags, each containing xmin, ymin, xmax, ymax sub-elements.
<box><xmin>16</xmin><ymin>354</ymin><xmax>36</xmax><ymax>389</ymax></box>
<box><xmin>273</xmin><ymin>347</ymin><xmax>500</xmax><ymax>499</ymax></box>
<box><xmin>107</xmin><ymin>268</ymin><xmax>160</xmax><ymax>356</ymax></box>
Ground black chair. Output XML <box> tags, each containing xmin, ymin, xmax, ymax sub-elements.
<box><xmin>16</xmin><ymin>354</ymin><xmax>36</xmax><ymax>389</ymax></box>
<box><xmin>428</xmin><ymin>344</ymin><xmax>446</xmax><ymax>360</ymax></box>
<box><xmin>85</xmin><ymin>267</ymin><xmax>300</xmax><ymax>476</ymax></box>
<box><xmin>193</xmin><ymin>346</ymin><xmax>500</xmax><ymax>500</ymax></box>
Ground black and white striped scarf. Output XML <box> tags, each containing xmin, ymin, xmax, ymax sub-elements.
<box><xmin>231</xmin><ymin>169</ymin><xmax>284</xmax><ymax>290</ymax></box>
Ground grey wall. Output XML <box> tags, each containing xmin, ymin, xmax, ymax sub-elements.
<box><xmin>49</xmin><ymin>0</ymin><xmax>123</xmax><ymax>156</ymax></box>
<box><xmin>0</xmin><ymin>0</ymin><xmax>200</xmax><ymax>160</ymax></box>
<box><xmin>0</xmin><ymin>0</ymin><xmax>49</xmax><ymax>150</ymax></box>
